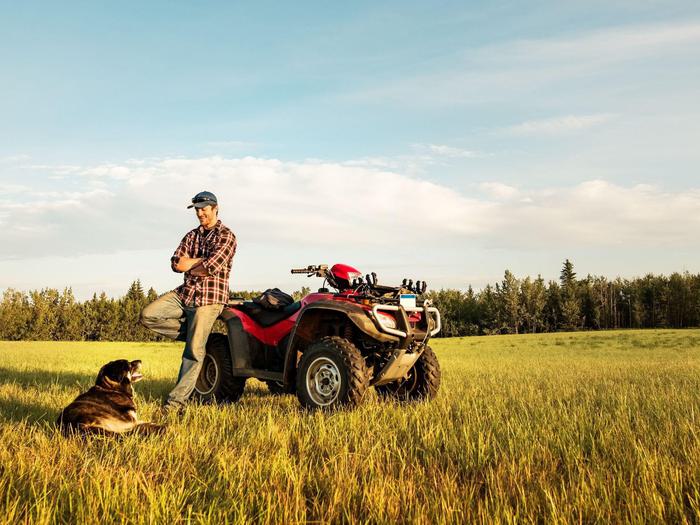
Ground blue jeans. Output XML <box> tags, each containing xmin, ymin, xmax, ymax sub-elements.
<box><xmin>141</xmin><ymin>291</ymin><xmax>224</xmax><ymax>408</ymax></box>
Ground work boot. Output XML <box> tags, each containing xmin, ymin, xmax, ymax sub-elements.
<box><xmin>157</xmin><ymin>403</ymin><xmax>184</xmax><ymax>421</ymax></box>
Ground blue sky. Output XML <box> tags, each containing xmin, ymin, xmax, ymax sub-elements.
<box><xmin>1</xmin><ymin>1</ymin><xmax>699</xmax><ymax>298</ymax></box>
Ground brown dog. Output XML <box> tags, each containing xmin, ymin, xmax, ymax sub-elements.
<box><xmin>57</xmin><ymin>359</ymin><xmax>164</xmax><ymax>436</ymax></box>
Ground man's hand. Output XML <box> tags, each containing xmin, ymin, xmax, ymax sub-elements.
<box><xmin>188</xmin><ymin>262</ymin><xmax>209</xmax><ymax>277</ymax></box>
<box><xmin>174</xmin><ymin>256</ymin><xmax>203</xmax><ymax>273</ymax></box>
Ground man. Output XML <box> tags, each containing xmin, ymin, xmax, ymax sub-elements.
<box><xmin>140</xmin><ymin>191</ymin><xmax>236</xmax><ymax>413</ymax></box>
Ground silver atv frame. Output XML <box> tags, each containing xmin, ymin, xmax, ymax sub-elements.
<box><xmin>368</xmin><ymin>303</ymin><xmax>441</xmax><ymax>386</ymax></box>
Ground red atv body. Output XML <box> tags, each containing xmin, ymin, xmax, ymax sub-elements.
<box><xmin>195</xmin><ymin>264</ymin><xmax>442</xmax><ymax>410</ymax></box>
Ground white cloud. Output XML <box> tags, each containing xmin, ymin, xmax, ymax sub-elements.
<box><xmin>344</xmin><ymin>144</ymin><xmax>480</xmax><ymax>174</ymax></box>
<box><xmin>340</xmin><ymin>20</ymin><xmax>700</xmax><ymax>108</ymax></box>
<box><xmin>2</xmin><ymin>157</ymin><xmax>700</xmax><ymax>295</ymax></box>
<box><xmin>504</xmin><ymin>114</ymin><xmax>615</xmax><ymax>136</ymax></box>
<box><xmin>25</xmin><ymin>164</ymin><xmax>82</xmax><ymax>175</ymax></box>
<box><xmin>0</xmin><ymin>156</ymin><xmax>495</xmax><ymax>259</ymax></box>
<box><xmin>0</xmin><ymin>154</ymin><xmax>31</xmax><ymax>164</ymax></box>
<box><xmin>0</xmin><ymin>183</ymin><xmax>30</xmax><ymax>195</ymax></box>
<box><xmin>0</xmin><ymin>188</ymin><xmax>113</xmax><ymax>231</ymax></box>
<box><xmin>509</xmin><ymin>21</ymin><xmax>700</xmax><ymax>64</ymax></box>
<box><xmin>480</xmin><ymin>182</ymin><xmax>519</xmax><ymax>200</ymax></box>
<box><xmin>343</xmin><ymin>156</ymin><xmax>404</xmax><ymax>170</ymax></box>
<box><xmin>482</xmin><ymin>179</ymin><xmax>700</xmax><ymax>248</ymax></box>
<box><xmin>414</xmin><ymin>143</ymin><xmax>478</xmax><ymax>158</ymax></box>
<box><xmin>203</xmin><ymin>140</ymin><xmax>260</xmax><ymax>152</ymax></box>
<box><xmin>1</xmin><ymin>157</ymin><xmax>699</xmax><ymax>264</ymax></box>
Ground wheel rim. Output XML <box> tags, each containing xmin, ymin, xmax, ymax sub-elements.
<box><xmin>195</xmin><ymin>354</ymin><xmax>218</xmax><ymax>396</ymax></box>
<box><xmin>305</xmin><ymin>357</ymin><xmax>342</xmax><ymax>406</ymax></box>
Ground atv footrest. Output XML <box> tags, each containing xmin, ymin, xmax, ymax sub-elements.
<box><xmin>231</xmin><ymin>368</ymin><xmax>283</xmax><ymax>382</ymax></box>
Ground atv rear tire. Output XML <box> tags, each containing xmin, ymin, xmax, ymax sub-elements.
<box><xmin>194</xmin><ymin>333</ymin><xmax>246</xmax><ymax>403</ymax></box>
<box><xmin>296</xmin><ymin>336</ymin><xmax>368</xmax><ymax>410</ymax></box>
<box><xmin>375</xmin><ymin>345</ymin><xmax>441</xmax><ymax>401</ymax></box>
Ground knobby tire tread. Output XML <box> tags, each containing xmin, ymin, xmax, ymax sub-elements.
<box><xmin>204</xmin><ymin>333</ymin><xmax>246</xmax><ymax>403</ymax></box>
<box><xmin>414</xmin><ymin>345</ymin><xmax>441</xmax><ymax>400</ymax></box>
<box><xmin>297</xmin><ymin>336</ymin><xmax>368</xmax><ymax>410</ymax></box>
<box><xmin>376</xmin><ymin>345</ymin><xmax>441</xmax><ymax>401</ymax></box>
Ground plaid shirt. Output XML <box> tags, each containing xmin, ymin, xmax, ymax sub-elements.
<box><xmin>171</xmin><ymin>220</ymin><xmax>237</xmax><ymax>307</ymax></box>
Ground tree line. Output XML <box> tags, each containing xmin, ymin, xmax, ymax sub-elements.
<box><xmin>0</xmin><ymin>282</ymin><xmax>312</xmax><ymax>342</ymax></box>
<box><xmin>426</xmin><ymin>260</ymin><xmax>700</xmax><ymax>337</ymax></box>
<box><xmin>0</xmin><ymin>260</ymin><xmax>698</xmax><ymax>341</ymax></box>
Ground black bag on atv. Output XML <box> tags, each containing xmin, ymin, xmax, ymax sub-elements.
<box><xmin>253</xmin><ymin>288</ymin><xmax>294</xmax><ymax>310</ymax></box>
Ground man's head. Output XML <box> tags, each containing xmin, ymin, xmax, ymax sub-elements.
<box><xmin>188</xmin><ymin>191</ymin><xmax>219</xmax><ymax>229</ymax></box>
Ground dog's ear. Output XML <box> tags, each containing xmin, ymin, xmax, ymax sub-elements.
<box><xmin>96</xmin><ymin>364</ymin><xmax>113</xmax><ymax>388</ymax></box>
<box><xmin>96</xmin><ymin>360</ymin><xmax>129</xmax><ymax>389</ymax></box>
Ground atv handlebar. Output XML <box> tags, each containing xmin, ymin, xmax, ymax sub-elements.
<box><xmin>292</xmin><ymin>264</ymin><xmax>428</xmax><ymax>298</ymax></box>
<box><xmin>291</xmin><ymin>265</ymin><xmax>329</xmax><ymax>277</ymax></box>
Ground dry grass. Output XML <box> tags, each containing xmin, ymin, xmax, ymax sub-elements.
<box><xmin>1</xmin><ymin>330</ymin><xmax>700</xmax><ymax>523</ymax></box>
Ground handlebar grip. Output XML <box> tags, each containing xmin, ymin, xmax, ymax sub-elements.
<box><xmin>291</xmin><ymin>268</ymin><xmax>310</xmax><ymax>274</ymax></box>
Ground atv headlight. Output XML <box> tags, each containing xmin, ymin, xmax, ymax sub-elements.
<box><xmin>377</xmin><ymin>312</ymin><xmax>397</xmax><ymax>330</ymax></box>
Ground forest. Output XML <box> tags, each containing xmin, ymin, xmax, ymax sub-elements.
<box><xmin>1</xmin><ymin>260</ymin><xmax>698</xmax><ymax>341</ymax></box>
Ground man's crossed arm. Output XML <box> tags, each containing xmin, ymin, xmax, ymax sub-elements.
<box><xmin>171</xmin><ymin>228</ymin><xmax>235</xmax><ymax>277</ymax></box>
<box><xmin>173</xmin><ymin>256</ymin><xmax>209</xmax><ymax>276</ymax></box>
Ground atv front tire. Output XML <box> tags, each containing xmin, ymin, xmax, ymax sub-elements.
<box><xmin>375</xmin><ymin>345</ymin><xmax>441</xmax><ymax>401</ymax></box>
<box><xmin>194</xmin><ymin>333</ymin><xmax>246</xmax><ymax>403</ymax></box>
<box><xmin>296</xmin><ymin>336</ymin><xmax>368</xmax><ymax>410</ymax></box>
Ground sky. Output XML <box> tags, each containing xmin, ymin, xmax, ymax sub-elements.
<box><xmin>1</xmin><ymin>1</ymin><xmax>699</xmax><ymax>299</ymax></box>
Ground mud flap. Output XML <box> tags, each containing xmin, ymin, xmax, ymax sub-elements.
<box><xmin>225</xmin><ymin>316</ymin><xmax>252</xmax><ymax>369</ymax></box>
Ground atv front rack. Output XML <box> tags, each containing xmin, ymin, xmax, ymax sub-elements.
<box><xmin>369</xmin><ymin>304</ymin><xmax>441</xmax><ymax>387</ymax></box>
<box><xmin>371</xmin><ymin>303</ymin><xmax>441</xmax><ymax>339</ymax></box>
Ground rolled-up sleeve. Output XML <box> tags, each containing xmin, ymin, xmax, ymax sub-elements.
<box><xmin>171</xmin><ymin>232</ymin><xmax>193</xmax><ymax>273</ymax></box>
<box><xmin>202</xmin><ymin>230</ymin><xmax>237</xmax><ymax>276</ymax></box>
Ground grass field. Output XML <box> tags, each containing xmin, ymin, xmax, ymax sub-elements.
<box><xmin>1</xmin><ymin>330</ymin><xmax>700</xmax><ymax>524</ymax></box>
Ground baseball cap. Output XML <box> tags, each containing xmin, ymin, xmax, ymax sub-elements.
<box><xmin>187</xmin><ymin>191</ymin><xmax>218</xmax><ymax>209</ymax></box>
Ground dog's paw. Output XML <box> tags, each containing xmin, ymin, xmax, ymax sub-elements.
<box><xmin>135</xmin><ymin>422</ymin><xmax>167</xmax><ymax>436</ymax></box>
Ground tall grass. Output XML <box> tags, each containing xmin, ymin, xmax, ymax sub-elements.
<box><xmin>1</xmin><ymin>330</ymin><xmax>700</xmax><ymax>523</ymax></box>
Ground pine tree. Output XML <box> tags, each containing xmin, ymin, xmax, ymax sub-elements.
<box><xmin>426</xmin><ymin>289</ymin><xmax>469</xmax><ymax>337</ymax></box>
<box><xmin>559</xmin><ymin>259</ymin><xmax>581</xmax><ymax>331</ymax></box>
<box><xmin>0</xmin><ymin>289</ymin><xmax>31</xmax><ymax>340</ymax></box>
<box><xmin>544</xmin><ymin>281</ymin><xmax>562</xmax><ymax>331</ymax></box>
<box><xmin>292</xmin><ymin>287</ymin><xmax>311</xmax><ymax>301</ymax></box>
<box><xmin>579</xmin><ymin>276</ymin><xmax>600</xmax><ymax>329</ymax></box>
<box><xmin>479</xmin><ymin>284</ymin><xmax>500</xmax><ymax>335</ymax></box>
<box><xmin>520</xmin><ymin>275</ymin><xmax>547</xmax><ymax>334</ymax></box>
<box><xmin>29</xmin><ymin>289</ymin><xmax>60</xmax><ymax>340</ymax></box>
<box><xmin>500</xmin><ymin>270</ymin><xmax>520</xmax><ymax>334</ymax></box>
<box><xmin>126</xmin><ymin>280</ymin><xmax>145</xmax><ymax>303</ymax></box>
<box><xmin>57</xmin><ymin>287</ymin><xmax>83</xmax><ymax>340</ymax></box>
<box><xmin>463</xmin><ymin>285</ymin><xmax>480</xmax><ymax>335</ymax></box>
<box><xmin>146</xmin><ymin>287</ymin><xmax>159</xmax><ymax>303</ymax></box>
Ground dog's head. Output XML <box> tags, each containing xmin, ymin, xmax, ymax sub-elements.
<box><xmin>95</xmin><ymin>359</ymin><xmax>143</xmax><ymax>394</ymax></box>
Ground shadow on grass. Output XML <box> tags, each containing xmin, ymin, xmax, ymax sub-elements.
<box><xmin>0</xmin><ymin>397</ymin><xmax>58</xmax><ymax>424</ymax></box>
<box><xmin>242</xmin><ymin>386</ymin><xmax>293</xmax><ymax>400</ymax></box>
<box><xmin>0</xmin><ymin>367</ymin><xmax>94</xmax><ymax>390</ymax></box>
<box><xmin>0</xmin><ymin>367</ymin><xmax>288</xmax><ymax>424</ymax></box>
<box><xmin>0</xmin><ymin>366</ymin><xmax>175</xmax><ymax>422</ymax></box>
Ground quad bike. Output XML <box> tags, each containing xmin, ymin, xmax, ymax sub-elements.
<box><xmin>194</xmin><ymin>263</ymin><xmax>442</xmax><ymax>410</ymax></box>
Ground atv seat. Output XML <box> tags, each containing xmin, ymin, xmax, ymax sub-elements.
<box><xmin>230</xmin><ymin>301</ymin><xmax>302</xmax><ymax>327</ymax></box>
